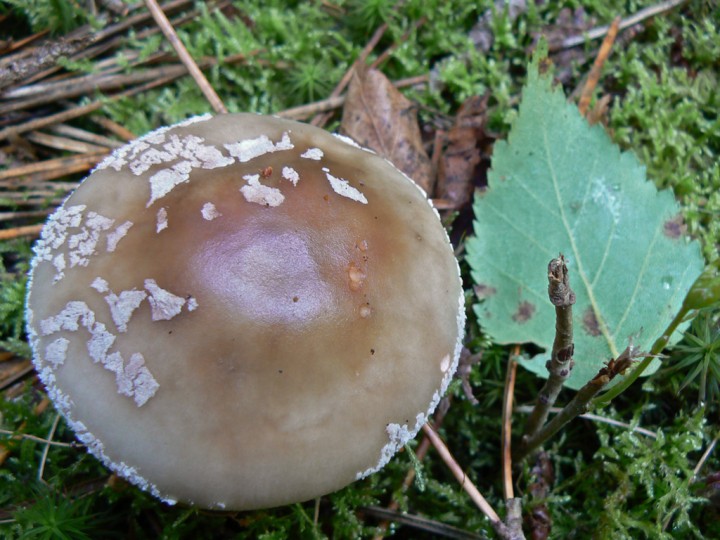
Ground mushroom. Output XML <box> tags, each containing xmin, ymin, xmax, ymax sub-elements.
<box><xmin>25</xmin><ymin>113</ymin><xmax>465</xmax><ymax>510</ymax></box>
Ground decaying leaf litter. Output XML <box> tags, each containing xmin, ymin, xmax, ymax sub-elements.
<box><xmin>1</xmin><ymin>1</ymin><xmax>719</xmax><ymax>538</ymax></box>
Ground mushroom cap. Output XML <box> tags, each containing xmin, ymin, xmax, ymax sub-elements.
<box><xmin>26</xmin><ymin>113</ymin><xmax>465</xmax><ymax>510</ymax></box>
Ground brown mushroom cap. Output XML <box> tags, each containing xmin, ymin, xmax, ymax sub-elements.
<box><xmin>26</xmin><ymin>113</ymin><xmax>465</xmax><ymax>510</ymax></box>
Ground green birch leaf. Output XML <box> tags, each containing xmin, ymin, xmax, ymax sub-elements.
<box><xmin>466</xmin><ymin>43</ymin><xmax>705</xmax><ymax>389</ymax></box>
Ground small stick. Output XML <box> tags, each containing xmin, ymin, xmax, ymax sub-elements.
<box><xmin>393</xmin><ymin>74</ymin><xmax>429</xmax><ymax>88</ymax></box>
<box><xmin>522</xmin><ymin>255</ymin><xmax>576</xmax><ymax>443</ymax></box>
<box><xmin>422</xmin><ymin>424</ymin><xmax>504</xmax><ymax>532</ymax></box>
<box><xmin>310</xmin><ymin>23</ymin><xmax>388</xmax><ymax>127</ymax></box>
<box><xmin>0</xmin><ymin>427</ymin><xmax>73</xmax><ymax>449</ymax></box>
<box><xmin>502</xmin><ymin>347</ymin><xmax>520</xmax><ymax>500</ymax></box>
<box><xmin>0</xmin><ymin>30</ymin><xmax>49</xmax><ymax>56</ymax></box>
<box><xmin>37</xmin><ymin>414</ymin><xmax>61</xmax><ymax>483</ymax></box>
<box><xmin>277</xmin><ymin>96</ymin><xmax>347</xmax><ymax>120</ymax></box>
<box><xmin>0</xmin><ymin>69</ymin><xmax>182</xmax><ymax>141</ymax></box>
<box><xmin>51</xmin><ymin>123</ymin><xmax>125</xmax><ymax>148</ymax></box>
<box><xmin>578</xmin><ymin>16</ymin><xmax>621</xmax><ymax>116</ymax></box>
<box><xmin>25</xmin><ymin>131</ymin><xmax>109</xmax><ymax>154</ymax></box>
<box><xmin>0</xmin><ymin>65</ymin><xmax>189</xmax><ymax>115</ymax></box>
<box><xmin>277</xmin><ymin>76</ymin><xmax>427</xmax><ymax>121</ymax></box>
<box><xmin>0</xmin><ymin>151</ymin><xmax>108</xmax><ymax>181</ymax></box>
<box><xmin>144</xmin><ymin>0</ymin><xmax>228</xmax><ymax>114</ymax></box>
<box><xmin>89</xmin><ymin>116</ymin><xmax>136</xmax><ymax>141</ymax></box>
<box><xmin>0</xmin><ymin>224</ymin><xmax>44</xmax><ymax>241</ymax></box>
<box><xmin>515</xmin><ymin>406</ymin><xmax>658</xmax><ymax>438</ymax></box>
<box><xmin>552</xmin><ymin>0</ymin><xmax>687</xmax><ymax>50</ymax></box>
<box><xmin>0</xmin><ymin>210</ymin><xmax>51</xmax><ymax>222</ymax></box>
<box><xmin>692</xmin><ymin>433</ymin><xmax>720</xmax><ymax>481</ymax></box>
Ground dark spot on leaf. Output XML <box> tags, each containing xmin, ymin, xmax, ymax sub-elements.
<box><xmin>512</xmin><ymin>301</ymin><xmax>536</xmax><ymax>323</ymax></box>
<box><xmin>582</xmin><ymin>307</ymin><xmax>601</xmax><ymax>336</ymax></box>
<box><xmin>474</xmin><ymin>284</ymin><xmax>497</xmax><ymax>300</ymax></box>
<box><xmin>370</xmin><ymin>349</ymin><xmax>375</xmax><ymax>355</ymax></box>
<box><xmin>538</xmin><ymin>56</ymin><xmax>553</xmax><ymax>75</ymax></box>
<box><xmin>663</xmin><ymin>215</ymin><xmax>686</xmax><ymax>239</ymax></box>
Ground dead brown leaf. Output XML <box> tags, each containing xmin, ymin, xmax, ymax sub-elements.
<box><xmin>436</xmin><ymin>94</ymin><xmax>489</xmax><ymax>209</ymax></box>
<box><xmin>340</xmin><ymin>65</ymin><xmax>432</xmax><ymax>193</ymax></box>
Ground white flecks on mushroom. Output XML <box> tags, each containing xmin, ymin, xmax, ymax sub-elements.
<box><xmin>224</xmin><ymin>132</ymin><xmax>293</xmax><ymax>163</ymax></box>
<box><xmin>90</xmin><ymin>277</ymin><xmax>109</xmax><ymax>293</ymax></box>
<box><xmin>67</xmin><ymin>211</ymin><xmax>115</xmax><ymax>268</ymax></box>
<box><xmin>156</xmin><ymin>207</ymin><xmax>168</xmax><ymax>233</ymax></box>
<box><xmin>45</xmin><ymin>337</ymin><xmax>70</xmax><ymax>368</ymax></box>
<box><xmin>148</xmin><ymin>165</ymin><xmax>190</xmax><ymax>208</ymax></box>
<box><xmin>281</xmin><ymin>166</ymin><xmax>299</xmax><ymax>186</ymax></box>
<box><xmin>105</xmin><ymin>351</ymin><xmax>159</xmax><ymax>406</ymax></box>
<box><xmin>300</xmin><ymin>148</ymin><xmax>323</xmax><ymax>160</ymax></box>
<box><xmin>93</xmin><ymin>277</ymin><xmax>150</xmax><ymax>332</ymax></box>
<box><xmin>201</xmin><ymin>202</ymin><xmax>221</xmax><ymax>221</ymax></box>
<box><xmin>240</xmin><ymin>174</ymin><xmax>285</xmax><ymax>207</ymax></box>
<box><xmin>31</xmin><ymin>205</ymin><xmax>86</xmax><ymax>268</ymax></box>
<box><xmin>144</xmin><ymin>135</ymin><xmax>234</xmax><ymax>207</ymax></box>
<box><xmin>186</xmin><ymin>297</ymin><xmax>199</xmax><ymax>311</ymax></box>
<box><xmin>38</xmin><ymin>301</ymin><xmax>160</xmax><ymax>407</ymax></box>
<box><xmin>106</xmin><ymin>221</ymin><xmax>133</xmax><ymax>252</ymax></box>
<box><xmin>103</xmin><ymin>288</ymin><xmax>148</xmax><ymax>333</ymax></box>
<box><xmin>144</xmin><ymin>279</ymin><xmax>186</xmax><ymax>321</ymax></box>
<box><xmin>31</xmin><ymin>206</ymin><xmax>125</xmax><ymax>283</ymax></box>
<box><xmin>51</xmin><ymin>253</ymin><xmax>66</xmax><ymax>283</ymax></box>
<box><xmin>87</xmin><ymin>321</ymin><xmax>115</xmax><ymax>364</ymax></box>
<box><xmin>324</xmin><ymin>170</ymin><xmax>368</xmax><ymax>204</ymax></box>
<box><xmin>39</xmin><ymin>300</ymin><xmax>94</xmax><ymax>335</ymax></box>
